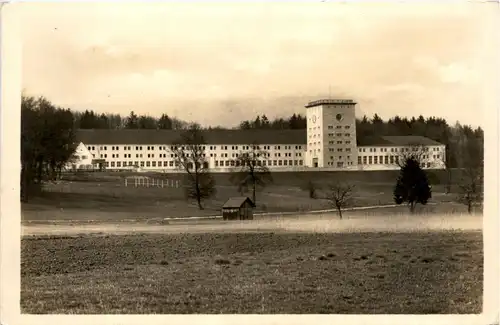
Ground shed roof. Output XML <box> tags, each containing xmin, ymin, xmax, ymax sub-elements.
<box><xmin>222</xmin><ymin>196</ymin><xmax>256</xmax><ymax>209</ymax></box>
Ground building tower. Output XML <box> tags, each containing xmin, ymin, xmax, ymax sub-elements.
<box><xmin>305</xmin><ymin>99</ymin><xmax>358</xmax><ymax>169</ymax></box>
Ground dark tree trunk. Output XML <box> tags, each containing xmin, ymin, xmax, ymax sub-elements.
<box><xmin>337</xmin><ymin>206</ymin><xmax>343</xmax><ymax>220</ymax></box>
<box><xmin>252</xmin><ymin>183</ymin><xmax>256</xmax><ymax>206</ymax></box>
<box><xmin>36</xmin><ymin>159</ymin><xmax>44</xmax><ymax>183</ymax></box>
<box><xmin>409</xmin><ymin>201</ymin><xmax>416</xmax><ymax>213</ymax></box>
<box><xmin>21</xmin><ymin>167</ymin><xmax>28</xmax><ymax>202</ymax></box>
<box><xmin>467</xmin><ymin>202</ymin><xmax>472</xmax><ymax>214</ymax></box>
<box><xmin>195</xmin><ymin>179</ymin><xmax>203</xmax><ymax>210</ymax></box>
<box><xmin>445</xmin><ymin>168</ymin><xmax>452</xmax><ymax>194</ymax></box>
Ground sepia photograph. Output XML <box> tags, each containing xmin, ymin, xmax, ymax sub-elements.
<box><xmin>0</xmin><ymin>0</ymin><xmax>498</xmax><ymax>323</ymax></box>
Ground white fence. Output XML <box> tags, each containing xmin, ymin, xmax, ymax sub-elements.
<box><xmin>124</xmin><ymin>176</ymin><xmax>180</xmax><ymax>188</ymax></box>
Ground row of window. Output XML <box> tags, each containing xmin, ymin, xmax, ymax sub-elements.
<box><xmin>329</xmin><ymin>155</ymin><xmax>352</xmax><ymax>160</ymax></box>
<box><xmin>89</xmin><ymin>144</ymin><xmax>443</xmax><ymax>154</ymax></box>
<box><xmin>103</xmin><ymin>159</ymin><xmax>306</xmax><ymax>169</ymax></box>
<box><xmin>107</xmin><ymin>161</ymin><xmax>178</xmax><ymax>168</ymax></box>
<box><xmin>356</xmin><ymin>153</ymin><xmax>441</xmax><ymax>161</ymax></box>
<box><xmin>309</xmin><ymin>132</ymin><xmax>352</xmax><ymax>139</ymax></box>
<box><xmin>88</xmin><ymin>144</ymin><xmax>304</xmax><ymax>152</ymax></box>
<box><xmin>326</xmin><ymin>133</ymin><xmax>351</xmax><ymax>137</ymax></box>
<box><xmin>327</xmin><ymin>125</ymin><xmax>351</xmax><ymax>130</ymax></box>
<box><xmin>98</xmin><ymin>153</ymin><xmax>441</xmax><ymax>164</ymax></box>
<box><xmin>326</xmin><ymin>161</ymin><xmax>354</xmax><ymax>167</ymax></box>
<box><xmin>328</xmin><ymin>148</ymin><xmax>352</xmax><ymax>152</ymax></box>
<box><xmin>328</xmin><ymin>140</ymin><xmax>352</xmax><ymax>145</ymax></box>
<box><xmin>101</xmin><ymin>153</ymin><xmax>175</xmax><ymax>159</ymax></box>
<box><xmin>356</xmin><ymin>155</ymin><xmax>436</xmax><ymax>165</ymax></box>
<box><xmin>310</xmin><ymin>138</ymin><xmax>352</xmax><ymax>147</ymax></box>
<box><xmin>214</xmin><ymin>159</ymin><xmax>305</xmax><ymax>167</ymax></box>
<box><xmin>358</xmin><ymin>155</ymin><xmax>399</xmax><ymax>165</ymax></box>
<box><xmin>357</xmin><ymin>155</ymin><xmax>433</xmax><ymax>168</ymax></box>
<box><xmin>309</xmin><ymin>125</ymin><xmax>351</xmax><ymax>131</ymax></box>
<box><xmin>359</xmin><ymin>147</ymin><xmax>440</xmax><ymax>153</ymax></box>
<box><xmin>98</xmin><ymin>151</ymin><xmax>304</xmax><ymax>159</ymax></box>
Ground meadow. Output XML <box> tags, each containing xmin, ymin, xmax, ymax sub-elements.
<box><xmin>21</xmin><ymin>169</ymin><xmax>469</xmax><ymax>223</ymax></box>
<box><xmin>21</xmin><ymin>224</ymin><xmax>483</xmax><ymax>314</ymax></box>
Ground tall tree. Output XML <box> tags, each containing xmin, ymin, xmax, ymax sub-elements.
<box><xmin>125</xmin><ymin>111</ymin><xmax>139</xmax><ymax>129</ymax></box>
<box><xmin>261</xmin><ymin>115</ymin><xmax>271</xmax><ymax>128</ymax></box>
<box><xmin>230</xmin><ymin>143</ymin><xmax>273</xmax><ymax>205</ymax></box>
<box><xmin>170</xmin><ymin>124</ymin><xmax>216</xmax><ymax>209</ymax></box>
<box><xmin>138</xmin><ymin>115</ymin><xmax>158</xmax><ymax>129</ymax></box>
<box><xmin>393</xmin><ymin>157</ymin><xmax>432</xmax><ymax>213</ymax></box>
<box><xmin>97</xmin><ymin>113</ymin><xmax>109</xmax><ymax>129</ymax></box>
<box><xmin>158</xmin><ymin>114</ymin><xmax>173</xmax><ymax>129</ymax></box>
<box><xmin>253</xmin><ymin>116</ymin><xmax>262</xmax><ymax>129</ymax></box>
<box><xmin>371</xmin><ymin>114</ymin><xmax>385</xmax><ymax>134</ymax></box>
<box><xmin>21</xmin><ymin>95</ymin><xmax>77</xmax><ymax>202</ymax></box>
<box><xmin>171</xmin><ymin>117</ymin><xmax>188</xmax><ymax>130</ymax></box>
<box><xmin>454</xmin><ymin>124</ymin><xmax>484</xmax><ymax>213</ymax></box>
<box><xmin>78</xmin><ymin>110</ymin><xmax>100</xmax><ymax>129</ymax></box>
<box><xmin>456</xmin><ymin>166</ymin><xmax>483</xmax><ymax>214</ymax></box>
<box><xmin>106</xmin><ymin>113</ymin><xmax>124</xmax><ymax>129</ymax></box>
<box><xmin>288</xmin><ymin>113</ymin><xmax>300</xmax><ymax>129</ymax></box>
<box><xmin>239</xmin><ymin>120</ymin><xmax>252</xmax><ymax>130</ymax></box>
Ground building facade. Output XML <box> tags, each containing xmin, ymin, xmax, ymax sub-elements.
<box><xmin>69</xmin><ymin>98</ymin><xmax>446</xmax><ymax>172</ymax></box>
<box><xmin>305</xmin><ymin>99</ymin><xmax>358</xmax><ymax>169</ymax></box>
<box><xmin>67</xmin><ymin>142</ymin><xmax>94</xmax><ymax>170</ymax></box>
<box><xmin>356</xmin><ymin>136</ymin><xmax>446</xmax><ymax>170</ymax></box>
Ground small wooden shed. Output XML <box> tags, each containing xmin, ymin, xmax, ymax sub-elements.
<box><xmin>222</xmin><ymin>196</ymin><xmax>256</xmax><ymax>220</ymax></box>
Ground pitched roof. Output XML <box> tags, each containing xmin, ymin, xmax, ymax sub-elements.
<box><xmin>75</xmin><ymin>129</ymin><xmax>444</xmax><ymax>147</ymax></box>
<box><xmin>381</xmin><ymin>136</ymin><xmax>443</xmax><ymax>146</ymax></box>
<box><xmin>356</xmin><ymin>136</ymin><xmax>393</xmax><ymax>146</ymax></box>
<box><xmin>75</xmin><ymin>129</ymin><xmax>307</xmax><ymax>145</ymax></box>
<box><xmin>222</xmin><ymin>196</ymin><xmax>256</xmax><ymax>208</ymax></box>
<box><xmin>357</xmin><ymin>135</ymin><xmax>443</xmax><ymax>147</ymax></box>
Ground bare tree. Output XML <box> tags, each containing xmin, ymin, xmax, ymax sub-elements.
<box><xmin>395</xmin><ymin>143</ymin><xmax>430</xmax><ymax>169</ymax></box>
<box><xmin>455</xmin><ymin>129</ymin><xmax>484</xmax><ymax>214</ymax></box>
<box><xmin>326</xmin><ymin>182</ymin><xmax>356</xmax><ymax>219</ymax></box>
<box><xmin>456</xmin><ymin>166</ymin><xmax>483</xmax><ymax>214</ymax></box>
<box><xmin>230</xmin><ymin>142</ymin><xmax>272</xmax><ymax>206</ymax></box>
<box><xmin>169</xmin><ymin>123</ymin><xmax>216</xmax><ymax>210</ymax></box>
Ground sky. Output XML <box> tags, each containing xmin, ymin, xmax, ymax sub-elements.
<box><xmin>15</xmin><ymin>1</ymin><xmax>496</xmax><ymax>128</ymax></box>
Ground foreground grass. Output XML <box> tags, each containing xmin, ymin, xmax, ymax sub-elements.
<box><xmin>21</xmin><ymin>231</ymin><xmax>482</xmax><ymax>314</ymax></box>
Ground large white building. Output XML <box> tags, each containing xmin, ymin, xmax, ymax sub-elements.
<box><xmin>68</xmin><ymin>99</ymin><xmax>446</xmax><ymax>172</ymax></box>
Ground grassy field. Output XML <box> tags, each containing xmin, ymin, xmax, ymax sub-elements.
<box><xmin>22</xmin><ymin>170</ymin><xmax>470</xmax><ymax>222</ymax></box>
<box><xmin>21</xmin><ymin>228</ymin><xmax>483</xmax><ymax>314</ymax></box>
<box><xmin>60</xmin><ymin>169</ymin><xmax>461</xmax><ymax>186</ymax></box>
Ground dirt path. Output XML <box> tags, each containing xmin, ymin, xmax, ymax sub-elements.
<box><xmin>22</xmin><ymin>213</ymin><xmax>483</xmax><ymax>237</ymax></box>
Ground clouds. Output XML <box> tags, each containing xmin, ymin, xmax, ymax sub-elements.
<box><xmin>18</xmin><ymin>1</ymin><xmax>490</xmax><ymax>127</ymax></box>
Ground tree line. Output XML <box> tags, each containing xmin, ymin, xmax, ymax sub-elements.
<box><xmin>74</xmin><ymin>110</ymin><xmax>228</xmax><ymax>130</ymax></box>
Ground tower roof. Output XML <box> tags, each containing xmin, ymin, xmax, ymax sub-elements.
<box><xmin>305</xmin><ymin>99</ymin><xmax>357</xmax><ymax>108</ymax></box>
